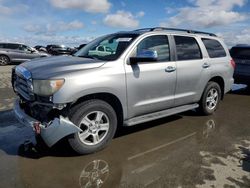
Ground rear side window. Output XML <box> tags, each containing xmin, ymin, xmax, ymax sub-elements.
<box><xmin>174</xmin><ymin>36</ymin><xmax>202</xmax><ymax>61</ymax></box>
<box><xmin>230</xmin><ymin>47</ymin><xmax>250</xmax><ymax>59</ymax></box>
<box><xmin>5</xmin><ymin>43</ymin><xmax>20</xmax><ymax>49</ymax></box>
<box><xmin>202</xmin><ymin>38</ymin><xmax>226</xmax><ymax>58</ymax></box>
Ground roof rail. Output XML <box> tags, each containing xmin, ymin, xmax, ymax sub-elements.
<box><xmin>134</xmin><ymin>27</ymin><xmax>217</xmax><ymax>37</ymax></box>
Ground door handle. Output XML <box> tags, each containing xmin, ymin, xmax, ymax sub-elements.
<box><xmin>202</xmin><ymin>63</ymin><xmax>210</xmax><ymax>68</ymax></box>
<box><xmin>165</xmin><ymin>66</ymin><xmax>176</xmax><ymax>72</ymax></box>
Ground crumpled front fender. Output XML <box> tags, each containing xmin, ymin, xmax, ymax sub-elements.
<box><xmin>14</xmin><ymin>99</ymin><xmax>81</xmax><ymax>147</ymax></box>
<box><xmin>40</xmin><ymin>117</ymin><xmax>81</xmax><ymax>147</ymax></box>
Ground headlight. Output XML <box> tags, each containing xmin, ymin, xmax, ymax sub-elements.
<box><xmin>33</xmin><ymin>79</ymin><xmax>65</xmax><ymax>96</ymax></box>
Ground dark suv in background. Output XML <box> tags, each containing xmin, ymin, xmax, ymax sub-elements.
<box><xmin>230</xmin><ymin>45</ymin><xmax>250</xmax><ymax>87</ymax></box>
<box><xmin>46</xmin><ymin>45</ymin><xmax>76</xmax><ymax>55</ymax></box>
<box><xmin>0</xmin><ymin>43</ymin><xmax>49</xmax><ymax>65</ymax></box>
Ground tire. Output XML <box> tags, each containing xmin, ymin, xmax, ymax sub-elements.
<box><xmin>198</xmin><ymin>82</ymin><xmax>221</xmax><ymax>115</ymax></box>
<box><xmin>0</xmin><ymin>55</ymin><xmax>10</xmax><ymax>66</ymax></box>
<box><xmin>68</xmin><ymin>99</ymin><xmax>117</xmax><ymax>154</ymax></box>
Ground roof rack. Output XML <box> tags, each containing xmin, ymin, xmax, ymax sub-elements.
<box><xmin>134</xmin><ymin>27</ymin><xmax>217</xmax><ymax>37</ymax></box>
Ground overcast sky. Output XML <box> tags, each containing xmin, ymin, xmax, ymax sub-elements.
<box><xmin>0</xmin><ymin>0</ymin><xmax>249</xmax><ymax>47</ymax></box>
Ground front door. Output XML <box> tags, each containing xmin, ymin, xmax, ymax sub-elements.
<box><xmin>125</xmin><ymin>35</ymin><xmax>176</xmax><ymax>118</ymax></box>
<box><xmin>17</xmin><ymin>45</ymin><xmax>39</xmax><ymax>61</ymax></box>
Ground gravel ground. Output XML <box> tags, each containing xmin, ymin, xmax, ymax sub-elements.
<box><xmin>0</xmin><ymin>66</ymin><xmax>15</xmax><ymax>111</ymax></box>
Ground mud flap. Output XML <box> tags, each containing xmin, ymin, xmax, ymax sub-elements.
<box><xmin>41</xmin><ymin>117</ymin><xmax>81</xmax><ymax>147</ymax></box>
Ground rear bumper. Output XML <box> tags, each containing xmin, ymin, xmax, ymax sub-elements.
<box><xmin>13</xmin><ymin>99</ymin><xmax>81</xmax><ymax>147</ymax></box>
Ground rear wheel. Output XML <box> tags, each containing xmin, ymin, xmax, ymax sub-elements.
<box><xmin>0</xmin><ymin>55</ymin><xmax>10</xmax><ymax>65</ymax></box>
<box><xmin>68</xmin><ymin>100</ymin><xmax>117</xmax><ymax>154</ymax></box>
<box><xmin>198</xmin><ymin>82</ymin><xmax>221</xmax><ymax>115</ymax></box>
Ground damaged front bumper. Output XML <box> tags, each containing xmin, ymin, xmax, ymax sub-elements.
<box><xmin>13</xmin><ymin>99</ymin><xmax>81</xmax><ymax>147</ymax></box>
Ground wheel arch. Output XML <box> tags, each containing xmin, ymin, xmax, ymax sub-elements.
<box><xmin>70</xmin><ymin>92</ymin><xmax>124</xmax><ymax>126</ymax></box>
<box><xmin>208</xmin><ymin>76</ymin><xmax>225</xmax><ymax>100</ymax></box>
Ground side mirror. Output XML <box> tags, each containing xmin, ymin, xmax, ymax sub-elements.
<box><xmin>130</xmin><ymin>50</ymin><xmax>158</xmax><ymax>64</ymax></box>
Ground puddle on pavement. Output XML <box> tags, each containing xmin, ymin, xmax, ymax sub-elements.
<box><xmin>0</xmin><ymin>84</ymin><xmax>249</xmax><ymax>188</ymax></box>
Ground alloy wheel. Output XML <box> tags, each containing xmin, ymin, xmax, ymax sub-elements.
<box><xmin>78</xmin><ymin>111</ymin><xmax>110</xmax><ymax>146</ymax></box>
<box><xmin>206</xmin><ymin>88</ymin><xmax>219</xmax><ymax>110</ymax></box>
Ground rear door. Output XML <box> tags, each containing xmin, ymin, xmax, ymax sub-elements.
<box><xmin>173</xmin><ymin>35</ymin><xmax>211</xmax><ymax>106</ymax></box>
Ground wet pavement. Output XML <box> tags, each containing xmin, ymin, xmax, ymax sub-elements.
<box><xmin>0</xmin><ymin>65</ymin><xmax>250</xmax><ymax>188</ymax></box>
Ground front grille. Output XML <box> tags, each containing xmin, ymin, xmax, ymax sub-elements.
<box><xmin>13</xmin><ymin>66</ymin><xmax>34</xmax><ymax>101</ymax></box>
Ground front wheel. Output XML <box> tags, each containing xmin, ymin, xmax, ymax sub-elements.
<box><xmin>68</xmin><ymin>100</ymin><xmax>117</xmax><ymax>154</ymax></box>
<box><xmin>198</xmin><ymin>82</ymin><xmax>221</xmax><ymax>115</ymax></box>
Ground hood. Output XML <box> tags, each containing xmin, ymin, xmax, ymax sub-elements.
<box><xmin>21</xmin><ymin>56</ymin><xmax>105</xmax><ymax>79</ymax></box>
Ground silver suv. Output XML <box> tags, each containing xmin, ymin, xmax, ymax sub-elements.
<box><xmin>0</xmin><ymin>43</ymin><xmax>49</xmax><ymax>65</ymax></box>
<box><xmin>12</xmin><ymin>28</ymin><xmax>234</xmax><ymax>154</ymax></box>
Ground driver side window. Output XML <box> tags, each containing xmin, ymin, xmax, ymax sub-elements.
<box><xmin>137</xmin><ymin>35</ymin><xmax>170</xmax><ymax>62</ymax></box>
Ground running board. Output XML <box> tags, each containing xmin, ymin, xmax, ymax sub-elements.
<box><xmin>124</xmin><ymin>103</ymin><xmax>199</xmax><ymax>126</ymax></box>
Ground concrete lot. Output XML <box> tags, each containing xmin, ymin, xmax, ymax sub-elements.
<box><xmin>0</xmin><ymin>65</ymin><xmax>250</xmax><ymax>188</ymax></box>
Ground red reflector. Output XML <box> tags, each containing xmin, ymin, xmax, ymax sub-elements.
<box><xmin>33</xmin><ymin>122</ymin><xmax>41</xmax><ymax>134</ymax></box>
<box><xmin>230</xmin><ymin>59</ymin><xmax>236</xmax><ymax>69</ymax></box>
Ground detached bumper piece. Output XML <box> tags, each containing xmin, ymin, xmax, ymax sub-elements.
<box><xmin>13</xmin><ymin>99</ymin><xmax>81</xmax><ymax>147</ymax></box>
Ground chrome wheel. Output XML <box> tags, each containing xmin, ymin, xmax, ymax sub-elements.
<box><xmin>78</xmin><ymin>111</ymin><xmax>110</xmax><ymax>146</ymax></box>
<box><xmin>0</xmin><ymin>55</ymin><xmax>9</xmax><ymax>65</ymax></box>
<box><xmin>206</xmin><ymin>88</ymin><xmax>218</xmax><ymax>110</ymax></box>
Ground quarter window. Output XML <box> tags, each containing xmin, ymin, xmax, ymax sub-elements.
<box><xmin>202</xmin><ymin>38</ymin><xmax>226</xmax><ymax>58</ymax></box>
<box><xmin>137</xmin><ymin>35</ymin><xmax>170</xmax><ymax>61</ymax></box>
<box><xmin>174</xmin><ymin>36</ymin><xmax>202</xmax><ymax>61</ymax></box>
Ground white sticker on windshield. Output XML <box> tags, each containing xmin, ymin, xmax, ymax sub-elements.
<box><xmin>116</xmin><ymin>38</ymin><xmax>132</xmax><ymax>42</ymax></box>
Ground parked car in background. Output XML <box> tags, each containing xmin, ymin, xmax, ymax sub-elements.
<box><xmin>88</xmin><ymin>45</ymin><xmax>115</xmax><ymax>56</ymax></box>
<box><xmin>12</xmin><ymin>27</ymin><xmax>234</xmax><ymax>154</ymax></box>
<box><xmin>46</xmin><ymin>45</ymin><xmax>75</xmax><ymax>55</ymax></box>
<box><xmin>77</xmin><ymin>43</ymin><xmax>87</xmax><ymax>50</ymax></box>
<box><xmin>34</xmin><ymin>45</ymin><xmax>47</xmax><ymax>53</ymax></box>
<box><xmin>0</xmin><ymin>43</ymin><xmax>50</xmax><ymax>65</ymax></box>
<box><xmin>230</xmin><ymin>45</ymin><xmax>250</xmax><ymax>87</ymax></box>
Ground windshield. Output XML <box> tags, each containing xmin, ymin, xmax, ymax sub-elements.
<box><xmin>74</xmin><ymin>33</ymin><xmax>139</xmax><ymax>61</ymax></box>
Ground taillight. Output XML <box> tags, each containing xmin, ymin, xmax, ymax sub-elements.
<box><xmin>230</xmin><ymin>59</ymin><xmax>236</xmax><ymax>69</ymax></box>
